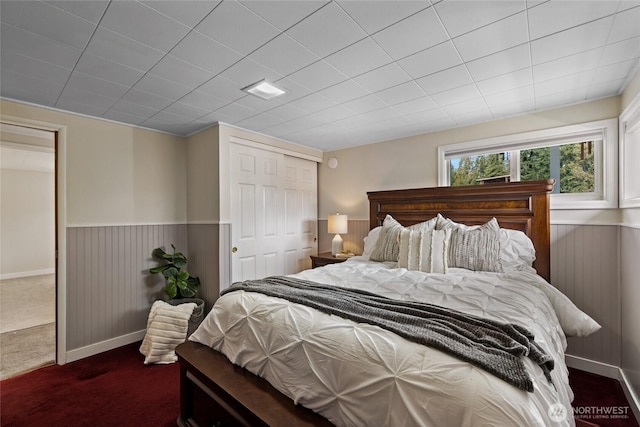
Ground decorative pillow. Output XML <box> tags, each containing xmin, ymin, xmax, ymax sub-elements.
<box><xmin>362</xmin><ymin>226</ymin><xmax>382</xmax><ymax>257</ymax></box>
<box><xmin>500</xmin><ymin>228</ymin><xmax>536</xmax><ymax>271</ymax></box>
<box><xmin>370</xmin><ymin>215</ymin><xmax>437</xmax><ymax>262</ymax></box>
<box><xmin>398</xmin><ymin>228</ymin><xmax>452</xmax><ymax>273</ymax></box>
<box><xmin>437</xmin><ymin>214</ymin><xmax>536</xmax><ymax>272</ymax></box>
<box><xmin>438</xmin><ymin>215</ymin><xmax>502</xmax><ymax>272</ymax></box>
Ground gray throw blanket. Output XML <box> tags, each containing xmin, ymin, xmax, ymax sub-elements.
<box><xmin>222</xmin><ymin>276</ymin><xmax>554</xmax><ymax>392</ymax></box>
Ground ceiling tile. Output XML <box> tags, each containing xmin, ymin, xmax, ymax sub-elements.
<box><xmin>198</xmin><ymin>76</ymin><xmax>246</xmax><ymax>102</ymax></box>
<box><xmin>392</xmin><ymin>96</ymin><xmax>438</xmax><ymax>115</ymax></box>
<box><xmin>587</xmin><ymin>78</ymin><xmax>627</xmax><ymax>98</ymax></box>
<box><xmin>211</xmin><ymin>102</ymin><xmax>259</xmax><ymax>123</ymax></box>
<box><xmin>325</xmin><ymin>37</ymin><xmax>392</xmax><ymax>77</ymax></box>
<box><xmin>55</xmin><ymin>96</ymin><xmax>111</xmax><ymax>117</ymax></box>
<box><xmin>149</xmin><ymin>55</ymin><xmax>215</xmax><ymax>90</ymax></box>
<box><xmin>466</xmin><ymin>43</ymin><xmax>531</xmax><ymax>81</ymax></box>
<box><xmin>286</xmin><ymin>2</ymin><xmax>367</xmax><ymax>58</ymax></box>
<box><xmin>120</xmin><ymin>88</ymin><xmax>176</xmax><ymax>111</ymax></box>
<box><xmin>442</xmin><ymin>98</ymin><xmax>488</xmax><ymax>116</ymax></box>
<box><xmin>489</xmin><ymin>98</ymin><xmax>536</xmax><ymax>117</ymax></box>
<box><xmin>530</xmin><ymin>16</ymin><xmax>614</xmax><ymax>64</ymax></box>
<box><xmin>536</xmin><ymin>87</ymin><xmax>588</xmax><ymax>110</ymax></box>
<box><xmin>318</xmin><ymin>80</ymin><xmax>371</xmax><ymax>104</ymax></box>
<box><xmin>162</xmin><ymin>102</ymin><xmax>210</xmax><ymax>120</ymax></box>
<box><xmin>195</xmin><ymin>0</ymin><xmax>280</xmax><ymax>55</ymax></box>
<box><xmin>341</xmin><ymin>94</ymin><xmax>388</xmax><ymax>114</ymax></box>
<box><xmin>527</xmin><ymin>0</ymin><xmax>618</xmax><ymax>40</ymax></box>
<box><xmin>219</xmin><ymin>57</ymin><xmax>284</xmax><ymax>88</ymax></box>
<box><xmin>75</xmin><ymin>53</ymin><xmax>145</xmax><ymax>87</ymax></box>
<box><xmin>453</xmin><ymin>11</ymin><xmax>529</xmax><ymax>62</ymax></box>
<box><xmin>101</xmin><ymin>110</ymin><xmax>148</xmax><ymax>126</ymax></box>
<box><xmin>313</xmin><ymin>105</ymin><xmax>355</xmax><ymax>122</ymax></box>
<box><xmin>534</xmin><ymin>71</ymin><xmax>594</xmax><ymax>97</ymax></box>
<box><xmin>286</xmin><ymin>93</ymin><xmax>337</xmax><ymax>114</ymax></box>
<box><xmin>599</xmin><ymin>37</ymin><xmax>640</xmax><ymax>66</ymax></box>
<box><xmin>1</xmin><ymin>1</ymin><xmax>96</xmax><ymax>50</ymax></box>
<box><xmin>235</xmin><ymin>113</ymin><xmax>284</xmax><ymax>131</ymax></box>
<box><xmin>65</xmin><ymin>71</ymin><xmax>130</xmax><ymax>100</ymax></box>
<box><xmin>338</xmin><ymin>0</ymin><xmax>429</xmax><ymax>34</ymax></box>
<box><xmin>476</xmin><ymin>68</ymin><xmax>533</xmax><ymax>96</ymax></box>
<box><xmin>100</xmin><ymin>1</ymin><xmax>191</xmax><ymax>53</ymax></box>
<box><xmin>240</xmin><ymin>0</ymin><xmax>328</xmax><ymax>31</ymax></box>
<box><xmin>0</xmin><ymin>69</ymin><xmax>62</xmax><ymax>107</ymax></box>
<box><xmin>435</xmin><ymin>0</ymin><xmax>525</xmax><ymax>38</ymax></box>
<box><xmin>85</xmin><ymin>26</ymin><xmax>165</xmax><ymax>72</ymax></box>
<box><xmin>397</xmin><ymin>41</ymin><xmax>462</xmax><ymax>79</ymax></box>
<box><xmin>416</xmin><ymin>64</ymin><xmax>472</xmax><ymax>95</ymax></box>
<box><xmin>43</xmin><ymin>0</ymin><xmax>109</xmax><ymax>23</ymax></box>
<box><xmin>57</xmin><ymin>85</ymin><xmax>119</xmax><ymax>111</ymax></box>
<box><xmin>358</xmin><ymin>107</ymin><xmax>403</xmax><ymax>123</ymax></box>
<box><xmin>288</xmin><ymin>60</ymin><xmax>348</xmax><ymax>92</ymax></box>
<box><xmin>141</xmin><ymin>1</ymin><xmax>221</xmax><ymax>28</ymax></box>
<box><xmin>484</xmin><ymin>85</ymin><xmax>535</xmax><ymax>107</ymax></box>
<box><xmin>352</xmin><ymin>63</ymin><xmax>411</xmax><ymax>93</ymax></box>
<box><xmin>533</xmin><ymin>48</ymin><xmax>603</xmax><ymax>83</ymax></box>
<box><xmin>267</xmin><ymin>104</ymin><xmax>310</xmax><ymax>122</ymax></box>
<box><xmin>133</xmin><ymin>74</ymin><xmax>193</xmax><ymax>101</ymax></box>
<box><xmin>591</xmin><ymin>59</ymin><xmax>638</xmax><ymax>85</ymax></box>
<box><xmin>1</xmin><ymin>50</ymin><xmax>71</xmax><ymax>88</ymax></box>
<box><xmin>374</xmin><ymin>81</ymin><xmax>425</xmax><ymax>106</ymax></box>
<box><xmin>171</xmin><ymin>31</ymin><xmax>243</xmax><ymax>75</ymax></box>
<box><xmin>608</xmin><ymin>6</ymin><xmax>640</xmax><ymax>43</ymax></box>
<box><xmin>1</xmin><ymin>23</ymin><xmax>82</xmax><ymax>69</ymax></box>
<box><xmin>431</xmin><ymin>84</ymin><xmax>482</xmax><ymax>106</ymax></box>
<box><xmin>371</xmin><ymin>7</ymin><xmax>449</xmax><ymax>60</ymax></box>
<box><xmin>177</xmin><ymin>90</ymin><xmax>229</xmax><ymax>112</ymax></box>
<box><xmin>249</xmin><ymin>34</ymin><xmax>319</xmax><ymax>76</ymax></box>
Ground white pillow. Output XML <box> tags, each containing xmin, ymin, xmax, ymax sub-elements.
<box><xmin>500</xmin><ymin>228</ymin><xmax>536</xmax><ymax>271</ymax></box>
<box><xmin>362</xmin><ymin>226</ymin><xmax>382</xmax><ymax>257</ymax></box>
<box><xmin>398</xmin><ymin>229</ymin><xmax>451</xmax><ymax>273</ymax></box>
<box><xmin>370</xmin><ymin>215</ymin><xmax>437</xmax><ymax>262</ymax></box>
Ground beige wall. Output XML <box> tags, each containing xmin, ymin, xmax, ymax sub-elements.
<box><xmin>319</xmin><ymin>96</ymin><xmax>621</xmax><ymax>219</ymax></box>
<box><xmin>187</xmin><ymin>125</ymin><xmax>220</xmax><ymax>223</ymax></box>
<box><xmin>0</xmin><ymin>168</ymin><xmax>55</xmax><ymax>276</ymax></box>
<box><xmin>622</xmin><ymin>66</ymin><xmax>640</xmax><ymax>111</ymax></box>
<box><xmin>1</xmin><ymin>100</ymin><xmax>187</xmax><ymax>226</ymax></box>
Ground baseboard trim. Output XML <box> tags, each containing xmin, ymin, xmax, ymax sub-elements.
<box><xmin>64</xmin><ymin>330</ymin><xmax>146</xmax><ymax>363</ymax></box>
<box><xmin>565</xmin><ymin>354</ymin><xmax>619</xmax><ymax>379</ymax></box>
<box><xmin>566</xmin><ymin>355</ymin><xmax>640</xmax><ymax>422</ymax></box>
<box><xmin>0</xmin><ymin>269</ymin><xmax>55</xmax><ymax>280</ymax></box>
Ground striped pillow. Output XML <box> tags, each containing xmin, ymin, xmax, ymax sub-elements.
<box><xmin>440</xmin><ymin>217</ymin><xmax>502</xmax><ymax>272</ymax></box>
<box><xmin>398</xmin><ymin>229</ymin><xmax>452</xmax><ymax>273</ymax></box>
<box><xmin>369</xmin><ymin>215</ymin><xmax>437</xmax><ymax>262</ymax></box>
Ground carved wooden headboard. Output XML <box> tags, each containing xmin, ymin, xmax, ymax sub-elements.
<box><xmin>367</xmin><ymin>180</ymin><xmax>555</xmax><ymax>281</ymax></box>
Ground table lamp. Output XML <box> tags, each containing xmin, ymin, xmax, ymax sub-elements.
<box><xmin>328</xmin><ymin>213</ymin><xmax>348</xmax><ymax>256</ymax></box>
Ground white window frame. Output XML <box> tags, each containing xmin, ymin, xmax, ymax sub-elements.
<box><xmin>619</xmin><ymin>93</ymin><xmax>640</xmax><ymax>208</ymax></box>
<box><xmin>437</xmin><ymin>118</ymin><xmax>618</xmax><ymax>209</ymax></box>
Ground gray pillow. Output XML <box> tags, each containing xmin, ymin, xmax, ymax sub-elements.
<box><xmin>439</xmin><ymin>215</ymin><xmax>503</xmax><ymax>272</ymax></box>
<box><xmin>369</xmin><ymin>215</ymin><xmax>437</xmax><ymax>262</ymax></box>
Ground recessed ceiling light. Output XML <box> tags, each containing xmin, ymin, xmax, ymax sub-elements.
<box><xmin>241</xmin><ymin>79</ymin><xmax>286</xmax><ymax>100</ymax></box>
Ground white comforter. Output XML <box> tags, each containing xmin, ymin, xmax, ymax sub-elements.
<box><xmin>191</xmin><ymin>259</ymin><xmax>588</xmax><ymax>427</ymax></box>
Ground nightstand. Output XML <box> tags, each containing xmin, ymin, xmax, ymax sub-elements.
<box><xmin>310</xmin><ymin>252</ymin><xmax>351</xmax><ymax>269</ymax></box>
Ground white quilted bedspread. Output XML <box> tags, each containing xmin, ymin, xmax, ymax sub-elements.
<box><xmin>191</xmin><ymin>259</ymin><xmax>583</xmax><ymax>427</ymax></box>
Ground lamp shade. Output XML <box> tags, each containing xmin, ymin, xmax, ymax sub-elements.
<box><xmin>328</xmin><ymin>213</ymin><xmax>348</xmax><ymax>234</ymax></box>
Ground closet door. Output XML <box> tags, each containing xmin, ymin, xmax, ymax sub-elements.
<box><xmin>230</xmin><ymin>143</ymin><xmax>317</xmax><ymax>283</ymax></box>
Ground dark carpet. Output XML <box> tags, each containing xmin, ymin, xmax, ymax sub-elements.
<box><xmin>569</xmin><ymin>367</ymin><xmax>639</xmax><ymax>427</ymax></box>
<box><xmin>2</xmin><ymin>343</ymin><xmax>638</xmax><ymax>426</ymax></box>
<box><xmin>0</xmin><ymin>342</ymin><xmax>179</xmax><ymax>427</ymax></box>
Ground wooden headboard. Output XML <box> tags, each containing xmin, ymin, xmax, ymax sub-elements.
<box><xmin>367</xmin><ymin>180</ymin><xmax>555</xmax><ymax>281</ymax></box>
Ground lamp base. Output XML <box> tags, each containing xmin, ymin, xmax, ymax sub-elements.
<box><xmin>331</xmin><ymin>234</ymin><xmax>343</xmax><ymax>256</ymax></box>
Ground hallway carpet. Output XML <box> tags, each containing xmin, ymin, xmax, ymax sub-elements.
<box><xmin>0</xmin><ymin>322</ymin><xmax>55</xmax><ymax>380</ymax></box>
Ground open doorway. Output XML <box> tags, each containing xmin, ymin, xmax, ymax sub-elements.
<box><xmin>0</xmin><ymin>123</ymin><xmax>56</xmax><ymax>379</ymax></box>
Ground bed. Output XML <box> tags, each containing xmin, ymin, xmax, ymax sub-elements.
<box><xmin>176</xmin><ymin>180</ymin><xmax>600</xmax><ymax>427</ymax></box>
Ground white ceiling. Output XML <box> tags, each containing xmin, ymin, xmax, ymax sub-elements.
<box><xmin>1</xmin><ymin>0</ymin><xmax>639</xmax><ymax>151</ymax></box>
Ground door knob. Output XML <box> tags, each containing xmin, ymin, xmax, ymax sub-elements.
<box><xmin>231</xmin><ymin>247</ymin><xmax>237</xmax><ymax>253</ymax></box>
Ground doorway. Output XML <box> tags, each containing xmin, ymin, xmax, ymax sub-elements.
<box><xmin>0</xmin><ymin>123</ymin><xmax>56</xmax><ymax>379</ymax></box>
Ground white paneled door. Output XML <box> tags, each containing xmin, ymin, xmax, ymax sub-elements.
<box><xmin>230</xmin><ymin>142</ymin><xmax>317</xmax><ymax>283</ymax></box>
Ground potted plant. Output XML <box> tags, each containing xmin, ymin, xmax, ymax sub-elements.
<box><xmin>150</xmin><ymin>244</ymin><xmax>204</xmax><ymax>335</ymax></box>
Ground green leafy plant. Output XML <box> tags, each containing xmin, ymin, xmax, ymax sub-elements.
<box><xmin>150</xmin><ymin>244</ymin><xmax>200</xmax><ymax>299</ymax></box>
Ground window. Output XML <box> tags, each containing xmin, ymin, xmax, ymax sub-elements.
<box><xmin>438</xmin><ymin>119</ymin><xmax>618</xmax><ymax>209</ymax></box>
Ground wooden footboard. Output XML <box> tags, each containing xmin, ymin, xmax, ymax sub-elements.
<box><xmin>176</xmin><ymin>341</ymin><xmax>334</xmax><ymax>427</ymax></box>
